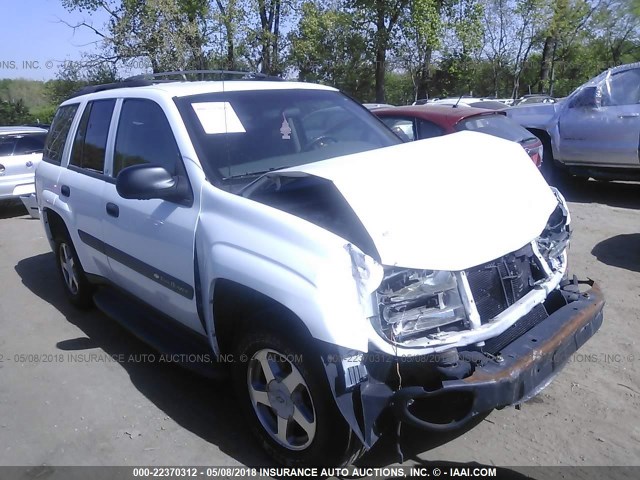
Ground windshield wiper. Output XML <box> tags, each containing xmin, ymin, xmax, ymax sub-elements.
<box><xmin>223</xmin><ymin>165</ymin><xmax>291</xmax><ymax>180</ymax></box>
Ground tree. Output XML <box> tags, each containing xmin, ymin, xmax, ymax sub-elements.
<box><xmin>61</xmin><ymin>0</ymin><xmax>228</xmax><ymax>72</ymax></box>
<box><xmin>288</xmin><ymin>2</ymin><xmax>375</xmax><ymax>98</ymax></box>
<box><xmin>437</xmin><ymin>0</ymin><xmax>484</xmax><ymax>95</ymax></box>
<box><xmin>589</xmin><ymin>0</ymin><xmax>640</xmax><ymax>66</ymax></box>
<box><xmin>537</xmin><ymin>0</ymin><xmax>598</xmax><ymax>94</ymax></box>
<box><xmin>0</xmin><ymin>99</ymin><xmax>34</xmax><ymax>125</ymax></box>
<box><xmin>46</xmin><ymin>57</ymin><xmax>117</xmax><ymax>106</ymax></box>
<box><xmin>351</xmin><ymin>0</ymin><xmax>411</xmax><ymax>102</ymax></box>
<box><xmin>0</xmin><ymin>79</ymin><xmax>50</xmax><ymax>112</ymax></box>
<box><xmin>394</xmin><ymin>0</ymin><xmax>444</xmax><ymax>100</ymax></box>
<box><xmin>212</xmin><ymin>0</ymin><xmax>242</xmax><ymax>68</ymax></box>
<box><xmin>256</xmin><ymin>0</ymin><xmax>284</xmax><ymax>74</ymax></box>
<box><xmin>481</xmin><ymin>0</ymin><xmax>547</xmax><ymax>98</ymax></box>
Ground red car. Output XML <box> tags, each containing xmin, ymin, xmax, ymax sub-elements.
<box><xmin>374</xmin><ymin>105</ymin><xmax>544</xmax><ymax>167</ymax></box>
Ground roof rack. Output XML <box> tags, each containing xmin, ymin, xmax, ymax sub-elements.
<box><xmin>126</xmin><ymin>70</ymin><xmax>283</xmax><ymax>82</ymax></box>
<box><xmin>68</xmin><ymin>79</ymin><xmax>157</xmax><ymax>99</ymax></box>
<box><xmin>68</xmin><ymin>70</ymin><xmax>283</xmax><ymax>99</ymax></box>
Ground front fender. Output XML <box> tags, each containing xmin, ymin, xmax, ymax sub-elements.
<box><xmin>195</xmin><ymin>188</ymin><xmax>374</xmax><ymax>354</ymax></box>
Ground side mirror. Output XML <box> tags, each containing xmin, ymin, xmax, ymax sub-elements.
<box><xmin>116</xmin><ymin>164</ymin><xmax>192</xmax><ymax>205</ymax></box>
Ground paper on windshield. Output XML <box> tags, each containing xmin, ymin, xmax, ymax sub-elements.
<box><xmin>192</xmin><ymin>102</ymin><xmax>246</xmax><ymax>134</ymax></box>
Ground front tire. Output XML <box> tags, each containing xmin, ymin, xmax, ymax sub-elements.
<box><xmin>233</xmin><ymin>328</ymin><xmax>363</xmax><ymax>466</ymax></box>
<box><xmin>54</xmin><ymin>233</ymin><xmax>93</xmax><ymax>309</ymax></box>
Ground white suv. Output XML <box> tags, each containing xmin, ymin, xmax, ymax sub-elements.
<box><xmin>35</xmin><ymin>72</ymin><xmax>604</xmax><ymax>466</ymax></box>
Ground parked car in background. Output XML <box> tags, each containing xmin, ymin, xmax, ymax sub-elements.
<box><xmin>362</xmin><ymin>103</ymin><xmax>395</xmax><ymax>110</ymax></box>
<box><xmin>513</xmin><ymin>94</ymin><xmax>557</xmax><ymax>106</ymax></box>
<box><xmin>507</xmin><ymin>62</ymin><xmax>640</xmax><ymax>182</ymax></box>
<box><xmin>374</xmin><ymin>104</ymin><xmax>544</xmax><ymax>167</ymax></box>
<box><xmin>0</xmin><ymin>126</ymin><xmax>48</xmax><ymax>201</ymax></box>
<box><xmin>431</xmin><ymin>97</ymin><xmax>509</xmax><ymax>110</ymax></box>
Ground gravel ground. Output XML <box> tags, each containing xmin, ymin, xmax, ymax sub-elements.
<box><xmin>0</xmin><ymin>180</ymin><xmax>638</xmax><ymax>472</ymax></box>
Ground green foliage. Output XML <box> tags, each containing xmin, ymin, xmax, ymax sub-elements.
<box><xmin>0</xmin><ymin>79</ymin><xmax>49</xmax><ymax>111</ymax></box>
<box><xmin>0</xmin><ymin>99</ymin><xmax>34</xmax><ymax>125</ymax></box>
<box><xmin>10</xmin><ymin>0</ymin><xmax>637</xmax><ymax>105</ymax></box>
<box><xmin>384</xmin><ymin>71</ymin><xmax>415</xmax><ymax>104</ymax></box>
<box><xmin>30</xmin><ymin>105</ymin><xmax>58</xmax><ymax>124</ymax></box>
<box><xmin>0</xmin><ymin>61</ymin><xmax>118</xmax><ymax>126</ymax></box>
<box><xmin>288</xmin><ymin>2</ymin><xmax>375</xmax><ymax>99</ymax></box>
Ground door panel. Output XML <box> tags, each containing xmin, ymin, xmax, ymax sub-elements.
<box><xmin>58</xmin><ymin>99</ymin><xmax>116</xmax><ymax>277</ymax></box>
<box><xmin>101</xmin><ymin>98</ymin><xmax>201</xmax><ymax>332</ymax></box>
<box><xmin>558</xmin><ymin>69</ymin><xmax>640</xmax><ymax>167</ymax></box>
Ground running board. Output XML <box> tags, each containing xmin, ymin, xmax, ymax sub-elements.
<box><xmin>93</xmin><ymin>287</ymin><xmax>227</xmax><ymax>380</ymax></box>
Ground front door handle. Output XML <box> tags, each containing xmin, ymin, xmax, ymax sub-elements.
<box><xmin>619</xmin><ymin>113</ymin><xmax>640</xmax><ymax>118</ymax></box>
<box><xmin>106</xmin><ymin>202</ymin><xmax>119</xmax><ymax>218</ymax></box>
<box><xmin>60</xmin><ymin>185</ymin><xmax>70</xmax><ymax>197</ymax></box>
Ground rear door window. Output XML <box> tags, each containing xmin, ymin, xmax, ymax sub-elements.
<box><xmin>70</xmin><ymin>99</ymin><xmax>116</xmax><ymax>174</ymax></box>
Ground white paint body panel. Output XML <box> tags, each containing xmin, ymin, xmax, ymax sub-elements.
<box><xmin>0</xmin><ymin>153</ymin><xmax>41</xmax><ymax>199</ymax></box>
<box><xmin>278</xmin><ymin>131</ymin><xmax>558</xmax><ymax>271</ymax></box>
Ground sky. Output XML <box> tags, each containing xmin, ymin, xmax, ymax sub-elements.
<box><xmin>0</xmin><ymin>0</ymin><xmax>108</xmax><ymax>81</ymax></box>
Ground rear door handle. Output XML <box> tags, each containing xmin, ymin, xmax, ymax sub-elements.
<box><xmin>106</xmin><ymin>202</ymin><xmax>119</xmax><ymax>218</ymax></box>
<box><xmin>619</xmin><ymin>113</ymin><xmax>640</xmax><ymax>118</ymax></box>
<box><xmin>60</xmin><ymin>185</ymin><xmax>70</xmax><ymax>197</ymax></box>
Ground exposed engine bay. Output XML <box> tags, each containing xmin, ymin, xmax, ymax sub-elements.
<box><xmin>372</xmin><ymin>213</ymin><xmax>570</xmax><ymax>347</ymax></box>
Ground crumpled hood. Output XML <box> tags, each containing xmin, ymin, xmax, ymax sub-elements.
<box><xmin>277</xmin><ymin>131</ymin><xmax>559</xmax><ymax>271</ymax></box>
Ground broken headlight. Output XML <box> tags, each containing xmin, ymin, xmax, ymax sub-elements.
<box><xmin>374</xmin><ymin>269</ymin><xmax>467</xmax><ymax>342</ymax></box>
<box><xmin>536</xmin><ymin>187</ymin><xmax>571</xmax><ymax>270</ymax></box>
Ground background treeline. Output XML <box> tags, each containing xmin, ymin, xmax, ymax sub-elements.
<box><xmin>2</xmin><ymin>0</ymin><xmax>639</xmax><ymax>124</ymax></box>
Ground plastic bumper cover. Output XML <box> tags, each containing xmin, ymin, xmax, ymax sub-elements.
<box><xmin>390</xmin><ymin>281</ymin><xmax>605</xmax><ymax>431</ymax></box>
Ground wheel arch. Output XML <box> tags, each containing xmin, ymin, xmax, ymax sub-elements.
<box><xmin>527</xmin><ymin>128</ymin><xmax>553</xmax><ymax>159</ymax></box>
<box><xmin>42</xmin><ymin>207</ymin><xmax>70</xmax><ymax>244</ymax></box>
<box><xmin>212</xmin><ymin>278</ymin><xmax>315</xmax><ymax>356</ymax></box>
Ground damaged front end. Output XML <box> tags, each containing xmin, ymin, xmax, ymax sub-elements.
<box><xmin>322</xmin><ymin>188</ymin><xmax>604</xmax><ymax>449</ymax></box>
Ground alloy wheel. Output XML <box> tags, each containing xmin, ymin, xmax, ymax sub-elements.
<box><xmin>247</xmin><ymin>348</ymin><xmax>316</xmax><ymax>450</ymax></box>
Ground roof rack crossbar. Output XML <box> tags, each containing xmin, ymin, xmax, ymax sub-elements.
<box><xmin>67</xmin><ymin>70</ymin><xmax>284</xmax><ymax>99</ymax></box>
<box><xmin>125</xmin><ymin>70</ymin><xmax>282</xmax><ymax>82</ymax></box>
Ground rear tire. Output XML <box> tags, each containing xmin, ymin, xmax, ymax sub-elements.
<box><xmin>233</xmin><ymin>326</ymin><xmax>364</xmax><ymax>466</ymax></box>
<box><xmin>54</xmin><ymin>233</ymin><xmax>93</xmax><ymax>309</ymax></box>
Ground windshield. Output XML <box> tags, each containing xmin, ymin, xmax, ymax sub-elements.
<box><xmin>176</xmin><ymin>89</ymin><xmax>400</xmax><ymax>186</ymax></box>
<box><xmin>455</xmin><ymin>114</ymin><xmax>536</xmax><ymax>143</ymax></box>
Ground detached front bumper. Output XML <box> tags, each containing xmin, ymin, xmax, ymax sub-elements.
<box><xmin>391</xmin><ymin>281</ymin><xmax>604</xmax><ymax>431</ymax></box>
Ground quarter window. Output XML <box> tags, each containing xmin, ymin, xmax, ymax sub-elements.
<box><xmin>43</xmin><ymin>104</ymin><xmax>79</xmax><ymax>165</ymax></box>
<box><xmin>113</xmin><ymin>99</ymin><xmax>181</xmax><ymax>177</ymax></box>
<box><xmin>70</xmin><ymin>99</ymin><xmax>116</xmax><ymax>173</ymax></box>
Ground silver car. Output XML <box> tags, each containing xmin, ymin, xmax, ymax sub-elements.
<box><xmin>0</xmin><ymin>126</ymin><xmax>48</xmax><ymax>200</ymax></box>
<box><xmin>507</xmin><ymin>62</ymin><xmax>640</xmax><ymax>182</ymax></box>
